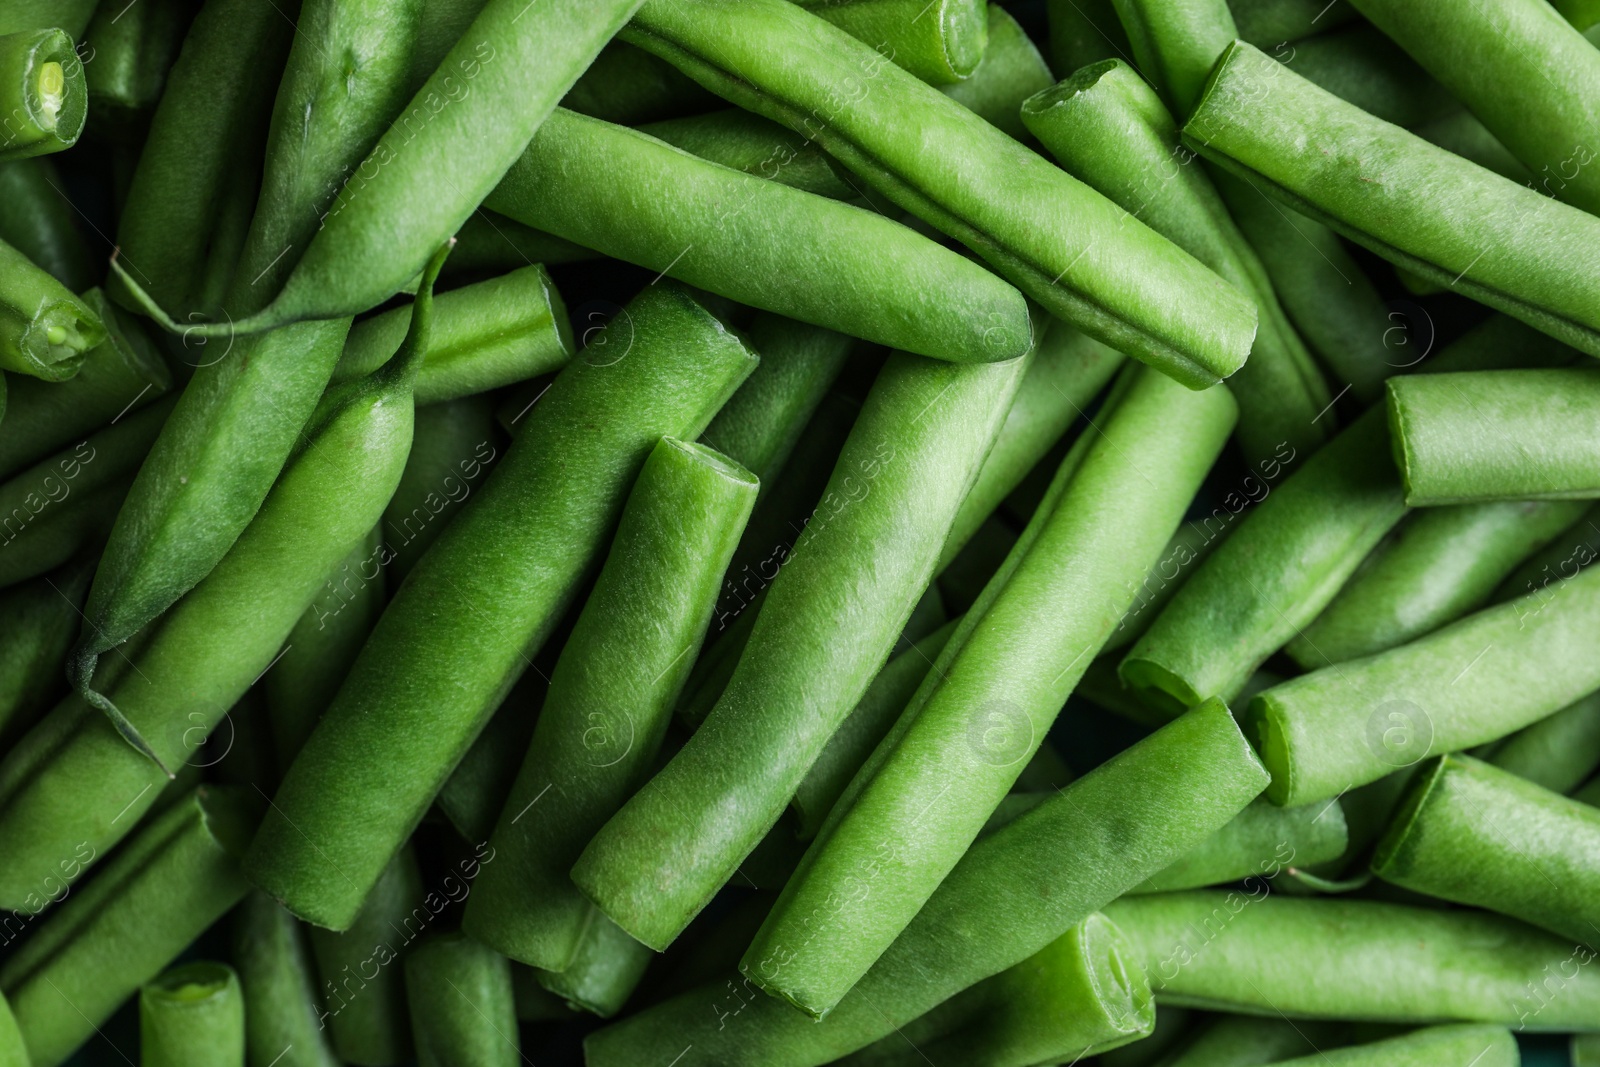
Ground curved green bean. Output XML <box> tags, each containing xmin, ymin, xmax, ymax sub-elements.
<box><xmin>488</xmin><ymin>108</ymin><xmax>1030</xmax><ymax>365</ymax></box>
<box><xmin>0</xmin><ymin>159</ymin><xmax>93</xmax><ymax>290</ymax></box>
<box><xmin>572</xmin><ymin>348</ymin><xmax>1028</xmax><ymax>952</ymax></box>
<box><xmin>623</xmin><ymin>0</ymin><xmax>1258</xmax><ymax>389</ymax></box>
<box><xmin>941</xmin><ymin>5</ymin><xmax>1055</xmax><ymax>141</ymax></box>
<box><xmin>533</xmin><ymin>914</ymin><xmax>653</xmax><ymax>1019</ymax></box>
<box><xmin>0</xmin><ymin>559</ymin><xmax>90</xmax><ymax>744</ymax></box>
<box><xmin>1349</xmin><ymin>0</ymin><xmax>1600</xmax><ymax>213</ymax></box>
<box><xmin>0</xmin><ymin>236</ymin><xmax>102</xmax><ymax>382</ymax></box>
<box><xmin>140</xmin><ymin>962</ymin><xmax>245</xmax><ymax>1067</ymax></box>
<box><xmin>584</xmin><ymin>701</ymin><xmax>1268</xmax><ymax>1066</ymax></box>
<box><xmin>1183</xmin><ymin>41</ymin><xmax>1600</xmax><ymax>358</ymax></box>
<box><xmin>233</xmin><ymin>891</ymin><xmax>342</xmax><ymax>1067</ymax></box>
<box><xmin>1261</xmin><ymin>1026</ymin><xmax>1516</xmax><ymax>1067</ymax></box>
<box><xmin>0</xmin><ymin>29</ymin><xmax>85</xmax><ymax>161</ymax></box>
<box><xmin>639</xmin><ymin>109</ymin><xmax>857</xmax><ymax>199</ymax></box>
<box><xmin>1484</xmin><ymin>691</ymin><xmax>1600</xmax><ymax>795</ymax></box>
<box><xmin>792</xmin><ymin>0</ymin><xmax>987</xmax><ymax>86</ymax></box>
<box><xmin>1131</xmin><ymin>796</ymin><xmax>1346</xmax><ymax>894</ymax></box>
<box><xmin>744</xmin><ymin>364</ymin><xmax>1236</xmax><ymax>1016</ymax></box>
<box><xmin>464</xmin><ymin>437</ymin><xmax>757</xmax><ymax>971</ymax></box>
<box><xmin>406</xmin><ymin>933</ymin><xmax>520</xmax><ymax>1067</ymax></box>
<box><xmin>83</xmin><ymin>0</ymin><xmax>195</xmax><ymax>115</ymax></box>
<box><xmin>1106</xmin><ymin>891</ymin><xmax>1600</xmax><ymax>1028</ymax></box>
<box><xmin>1373</xmin><ymin>754</ymin><xmax>1600</xmax><ymax>945</ymax></box>
<box><xmin>246</xmin><ymin>283</ymin><xmax>757</xmax><ymax>931</ymax></box>
<box><xmin>379</xmin><ymin>395</ymin><xmax>501</xmax><ymax>583</ymax></box>
<box><xmin>1289</xmin><ymin>499</ymin><xmax>1590</xmax><ymax>665</ymax></box>
<box><xmin>0</xmin><ymin>785</ymin><xmax>256</xmax><ymax>1067</ymax></box>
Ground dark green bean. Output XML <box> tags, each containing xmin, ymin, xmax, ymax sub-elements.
<box><xmin>233</xmin><ymin>891</ymin><xmax>342</xmax><ymax>1067</ymax></box>
<box><xmin>1261</xmin><ymin>1026</ymin><xmax>1517</xmax><ymax>1067</ymax></box>
<box><xmin>792</xmin><ymin>0</ymin><xmax>987</xmax><ymax>85</ymax></box>
<box><xmin>1047</xmin><ymin>0</ymin><xmax>1131</xmax><ymax>75</ymax></box>
<box><xmin>434</xmin><ymin>667</ymin><xmax>545</xmax><ymax>845</ymax></box>
<box><xmin>1228</xmin><ymin>0</ymin><xmax>1358</xmax><ymax>46</ymax></box>
<box><xmin>0</xmin><ymin>558</ymin><xmax>90</xmax><ymax>743</ymax></box>
<box><xmin>140</xmin><ymin>962</ymin><xmax>245</xmax><ymax>1067</ymax></box>
<box><xmin>562</xmin><ymin>39</ymin><xmax>720</xmax><ymax>125</ymax></box>
<box><xmin>533</xmin><ymin>914</ymin><xmax>653</xmax><ymax>1019</ymax></box>
<box><xmin>405</xmin><ymin>933</ymin><xmax>520</xmax><ymax>1067</ymax></box>
<box><xmin>941</xmin><ymin>5</ymin><xmax>1055</xmax><ymax>141</ymax></box>
<box><xmin>0</xmin><ymin>29</ymin><xmax>85</xmax><ymax>161</ymax></box>
<box><xmin>1107</xmin><ymin>0</ymin><xmax>1237</xmax><ymax>116</ymax></box>
<box><xmin>639</xmin><ymin>109</ymin><xmax>857</xmax><ymax>199</ymax></box>
<box><xmin>379</xmin><ymin>395</ymin><xmax>500</xmax><ymax>583</ymax></box>
<box><xmin>0</xmin><ymin>158</ymin><xmax>93</xmax><ymax>290</ymax></box>
<box><xmin>1483</xmin><ymin>691</ymin><xmax>1600</xmax><ymax>795</ymax></box>
<box><xmin>1494</xmin><ymin>499</ymin><xmax>1600</xmax><ymax>604</ymax></box>
<box><xmin>443</xmin><ymin>210</ymin><xmax>597</xmax><ymax>277</ymax></box>
<box><xmin>82</xmin><ymin>0</ymin><xmax>195</xmax><ymax>115</ymax></box>
<box><xmin>0</xmin><ymin>236</ymin><xmax>103</xmax><ymax>381</ymax></box>
<box><xmin>1157</xmin><ymin>1015</ymin><xmax>1339</xmax><ymax>1067</ymax></box>
<box><xmin>1131</xmin><ymin>796</ymin><xmax>1346</xmax><ymax>893</ymax></box>
<box><xmin>0</xmin><ymin>991</ymin><xmax>20</xmax><ymax>1066</ymax></box>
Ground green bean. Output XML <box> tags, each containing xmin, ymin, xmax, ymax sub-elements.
<box><xmin>1495</xmin><ymin>499</ymin><xmax>1600</xmax><ymax>603</ymax></box>
<box><xmin>534</xmin><ymin>914</ymin><xmax>653</xmax><ymax>1019</ymax></box>
<box><xmin>571</xmin><ymin>348</ymin><xmax>1029</xmax><ymax>953</ymax></box>
<box><xmin>247</xmin><ymin>283</ymin><xmax>757</xmax><ymax>931</ymax></box>
<box><xmin>488</xmin><ymin>110</ymin><xmax>1030</xmax><ymax>366</ymax></box>
<box><xmin>743</xmin><ymin>364</ymin><xmax>1237</xmax><ymax>1016</ymax></box>
<box><xmin>639</xmin><ymin>109</ymin><xmax>857</xmax><ymax>199</ymax></box>
<box><xmin>1106</xmin><ymin>891</ymin><xmax>1600</xmax><ymax>1028</ymax></box>
<box><xmin>1131</xmin><ymin>797</ymin><xmax>1346</xmax><ymax>894</ymax></box>
<box><xmin>0</xmin><ymin>785</ymin><xmax>255</xmax><ymax>1067</ymax></box>
<box><xmin>1107</xmin><ymin>0</ymin><xmax>1238</xmax><ymax>116</ymax></box>
<box><xmin>561</xmin><ymin>39</ymin><xmax>718</xmax><ymax>124</ymax></box>
<box><xmin>0</xmin><ymin>236</ymin><xmax>102</xmax><ymax>382</ymax></box>
<box><xmin>0</xmin><ymin>992</ymin><xmax>21</xmax><ymax>1067</ymax></box>
<box><xmin>1483</xmin><ymin>691</ymin><xmax>1600</xmax><ymax>794</ymax></box>
<box><xmin>1389</xmin><ymin>369</ymin><xmax>1600</xmax><ymax>504</ymax></box>
<box><xmin>1261</xmin><ymin>1026</ymin><xmax>1517</xmax><ymax>1067</ymax></box>
<box><xmin>1372</xmin><ymin>754</ymin><xmax>1600</xmax><ymax>945</ymax></box>
<box><xmin>1158</xmin><ymin>1015</ymin><xmax>1339</xmax><ymax>1067</ymax></box>
<box><xmin>940</xmin><ymin>318</ymin><xmax>1123</xmax><ymax>571</ymax></box>
<box><xmin>0</xmin><ymin>159</ymin><xmax>93</xmax><ymax>290</ymax></box>
<box><xmin>1103</xmin><ymin>519</ymin><xmax>1234</xmax><ymax>656</ymax></box>
<box><xmin>1282</xmin><ymin>25</ymin><xmax>1457</xmax><ymax>129</ymax></box>
<box><xmin>82</xmin><ymin>0</ymin><xmax>194</xmax><ymax>115</ymax></box>
<box><xmin>0</xmin><ymin>559</ymin><xmax>90</xmax><ymax>743</ymax></box>
<box><xmin>0</xmin><ymin>2</ymin><xmax>96</xmax><ymax>37</ymax></box>
<box><xmin>941</xmin><ymin>5</ymin><xmax>1055</xmax><ymax>141</ymax></box>
<box><xmin>446</xmin><ymin>213</ymin><xmax>597</xmax><ymax>280</ymax></box>
<box><xmin>405</xmin><ymin>933</ymin><xmax>520</xmax><ymax>1067</ymax></box>
<box><xmin>0</xmin><ymin>29</ymin><xmax>85</xmax><ymax>161</ymax></box>
<box><xmin>233</xmin><ymin>891</ymin><xmax>342</xmax><ymax>1067</ymax></box>
<box><xmin>1350</xmin><ymin>0</ymin><xmax>1600</xmax><ymax>212</ymax></box>
<box><xmin>1184</xmin><ymin>42</ymin><xmax>1600</xmax><ymax>358</ymax></box>
<box><xmin>1021</xmin><ymin>59</ymin><xmax>1330</xmax><ymax>461</ymax></box>
<box><xmin>837</xmin><ymin>914</ymin><xmax>1156</xmax><ymax>1067</ymax></box>
<box><xmin>379</xmin><ymin>395</ymin><xmax>501</xmax><ymax>583</ymax></box>
<box><xmin>583</xmin><ymin>700</ymin><xmax>1268</xmax><ymax>1066</ymax></box>
<box><xmin>0</xmin><ymin>396</ymin><xmax>169</xmax><ymax>589</ymax></box>
<box><xmin>140</xmin><ymin>962</ymin><xmax>245</xmax><ymax>1067</ymax></box>
<box><xmin>1047</xmin><ymin>0</ymin><xmax>1131</xmax><ymax>75</ymax></box>
<box><xmin>434</xmin><ymin>668</ymin><xmax>545</xmax><ymax>844</ymax></box>
<box><xmin>1097</xmin><ymin>1006</ymin><xmax>1192</xmax><ymax>1067</ymax></box>
<box><xmin>511</xmin><ymin>965</ymin><xmax>574</xmax><ymax>1023</ymax></box>
<box><xmin>1289</xmin><ymin>500</ymin><xmax>1591</xmax><ymax>665</ymax></box>
<box><xmin>791</xmin><ymin>0</ymin><xmax>987</xmax><ymax>86</ymax></box>
<box><xmin>309</xmin><ymin>848</ymin><xmax>420</xmax><ymax>1066</ymax></box>
<box><xmin>1228</xmin><ymin>0</ymin><xmax>1358</xmax><ymax>47</ymax></box>
<box><xmin>464</xmin><ymin>437</ymin><xmax>756</xmax><ymax>971</ymax></box>
<box><xmin>624</xmin><ymin>0</ymin><xmax>1257</xmax><ymax>388</ymax></box>
<box><xmin>791</xmin><ymin>618</ymin><xmax>958</xmax><ymax>839</ymax></box>
<box><xmin>1412</xmin><ymin>109</ymin><xmax>1534</xmax><ymax>184</ymax></box>
<box><xmin>0</xmin><ymin>289</ymin><xmax>170</xmax><ymax>480</ymax></box>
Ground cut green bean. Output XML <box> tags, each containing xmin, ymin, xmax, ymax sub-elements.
<box><xmin>83</xmin><ymin>0</ymin><xmax>195</xmax><ymax>115</ymax></box>
<box><xmin>233</xmin><ymin>891</ymin><xmax>342</xmax><ymax>1067</ymax></box>
<box><xmin>1096</xmin><ymin>1006</ymin><xmax>1192</xmax><ymax>1067</ymax></box>
<box><xmin>0</xmin><ymin>559</ymin><xmax>90</xmax><ymax>743</ymax></box>
<box><xmin>1183</xmin><ymin>41</ymin><xmax>1600</xmax><ymax>358</ymax></box>
<box><xmin>0</xmin><ymin>785</ymin><xmax>255</xmax><ymax>1067</ymax></box>
<box><xmin>379</xmin><ymin>395</ymin><xmax>501</xmax><ymax>583</ymax></box>
<box><xmin>744</xmin><ymin>364</ymin><xmax>1236</xmax><ymax>1016</ymax></box>
<box><xmin>1022</xmin><ymin>59</ymin><xmax>1329</xmax><ymax>461</ymax></box>
<box><xmin>792</xmin><ymin>0</ymin><xmax>987</xmax><ymax>85</ymax></box>
<box><xmin>0</xmin><ymin>159</ymin><xmax>93</xmax><ymax>290</ymax></box>
<box><xmin>1389</xmin><ymin>369</ymin><xmax>1600</xmax><ymax>504</ymax></box>
<box><xmin>1107</xmin><ymin>0</ymin><xmax>1238</xmax><ymax>116</ymax></box>
<box><xmin>941</xmin><ymin>5</ymin><xmax>1055</xmax><ymax>141</ymax></box>
<box><xmin>534</xmin><ymin>914</ymin><xmax>653</xmax><ymax>1019</ymax></box>
<box><xmin>838</xmin><ymin>914</ymin><xmax>1155</xmax><ymax>1067</ymax></box>
<box><xmin>1260</xmin><ymin>1026</ymin><xmax>1517</xmax><ymax>1067</ymax></box>
<box><xmin>247</xmin><ymin>283</ymin><xmax>756</xmax><ymax>931</ymax></box>
<box><xmin>1349</xmin><ymin>0</ymin><xmax>1600</xmax><ymax>213</ymax></box>
<box><xmin>583</xmin><ymin>701</ymin><xmax>1268</xmax><ymax>1066</ymax></box>
<box><xmin>406</xmin><ymin>933</ymin><xmax>520</xmax><ymax>1067</ymax></box>
<box><xmin>1372</xmin><ymin>754</ymin><xmax>1600</xmax><ymax>945</ymax></box>
<box><xmin>639</xmin><ymin>109</ymin><xmax>857</xmax><ymax>199</ymax></box>
<box><xmin>1131</xmin><ymin>796</ymin><xmax>1346</xmax><ymax>893</ymax></box>
<box><xmin>572</xmin><ymin>348</ymin><xmax>1029</xmax><ymax>953</ymax></box>
<box><xmin>1105</xmin><ymin>891</ymin><xmax>1600</xmax><ymax>1028</ymax></box>
<box><xmin>1289</xmin><ymin>499</ymin><xmax>1590</xmax><ymax>665</ymax></box>
<box><xmin>1484</xmin><ymin>691</ymin><xmax>1600</xmax><ymax>795</ymax></box>
<box><xmin>140</xmin><ymin>962</ymin><xmax>245</xmax><ymax>1067</ymax></box>
<box><xmin>0</xmin><ymin>29</ymin><xmax>85</xmax><ymax>161</ymax></box>
<box><xmin>1047</xmin><ymin>0</ymin><xmax>1130</xmax><ymax>76</ymax></box>
<box><xmin>0</xmin><ymin>236</ymin><xmax>102</xmax><ymax>382</ymax></box>
<box><xmin>464</xmin><ymin>437</ymin><xmax>757</xmax><ymax>971</ymax></box>
<box><xmin>561</xmin><ymin>39</ymin><xmax>719</xmax><ymax>124</ymax></box>
<box><xmin>1228</xmin><ymin>0</ymin><xmax>1358</xmax><ymax>47</ymax></box>
<box><xmin>1282</xmin><ymin>25</ymin><xmax>1457</xmax><ymax>129</ymax></box>
<box><xmin>488</xmin><ymin>109</ymin><xmax>1031</xmax><ymax>366</ymax></box>
<box><xmin>624</xmin><ymin>0</ymin><xmax>1258</xmax><ymax>388</ymax></box>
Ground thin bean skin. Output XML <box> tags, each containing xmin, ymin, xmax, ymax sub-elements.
<box><xmin>0</xmin><ymin>29</ymin><xmax>86</xmax><ymax>161</ymax></box>
<box><xmin>1485</xmin><ymin>691</ymin><xmax>1600</xmax><ymax>794</ymax></box>
<box><xmin>745</xmin><ymin>364</ymin><xmax>1237</xmax><ymax>1016</ymax></box>
<box><xmin>0</xmin><ymin>786</ymin><xmax>256</xmax><ymax>1067</ymax></box>
<box><xmin>1372</xmin><ymin>754</ymin><xmax>1600</xmax><ymax>945</ymax></box>
<box><xmin>1107</xmin><ymin>892</ymin><xmax>1600</xmax><ymax>1029</ymax></box>
<box><xmin>140</xmin><ymin>962</ymin><xmax>245</xmax><ymax>1067</ymax></box>
<box><xmin>941</xmin><ymin>5</ymin><xmax>1055</xmax><ymax>141</ymax></box>
<box><xmin>405</xmin><ymin>934</ymin><xmax>520</xmax><ymax>1067</ymax></box>
<box><xmin>572</xmin><ymin>347</ymin><xmax>1029</xmax><ymax>952</ymax></box>
<box><xmin>0</xmin><ymin>159</ymin><xmax>94</xmax><ymax>290</ymax></box>
<box><xmin>533</xmin><ymin>914</ymin><xmax>653</xmax><ymax>1019</ymax></box>
<box><xmin>1389</xmin><ymin>369</ymin><xmax>1600</xmax><ymax>504</ymax></box>
<box><xmin>1350</xmin><ymin>0</ymin><xmax>1600</xmax><ymax>213</ymax></box>
<box><xmin>488</xmin><ymin>108</ymin><xmax>1030</xmax><ymax>366</ymax></box>
<box><xmin>0</xmin><ymin>237</ymin><xmax>103</xmax><ymax>382</ymax></box>
<box><xmin>793</xmin><ymin>0</ymin><xmax>986</xmax><ymax>85</ymax></box>
<box><xmin>1183</xmin><ymin>42</ymin><xmax>1600</xmax><ymax>358</ymax></box>
<box><xmin>624</xmin><ymin>0</ymin><xmax>1258</xmax><ymax>389</ymax></box>
<box><xmin>463</xmin><ymin>438</ymin><xmax>757</xmax><ymax>972</ymax></box>
<box><xmin>1130</xmin><ymin>797</ymin><xmax>1346</xmax><ymax>894</ymax></box>
<box><xmin>1290</xmin><ymin>500</ymin><xmax>1590</xmax><ymax>666</ymax></box>
<box><xmin>639</xmin><ymin>109</ymin><xmax>858</xmax><ymax>199</ymax></box>
<box><xmin>1261</xmin><ymin>1026</ymin><xmax>1516</xmax><ymax>1067</ymax></box>
<box><xmin>247</xmin><ymin>284</ymin><xmax>757</xmax><ymax>931</ymax></box>
<box><xmin>232</xmin><ymin>892</ymin><xmax>342</xmax><ymax>1067</ymax></box>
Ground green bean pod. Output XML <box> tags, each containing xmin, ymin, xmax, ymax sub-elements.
<box><xmin>533</xmin><ymin>914</ymin><xmax>653</xmax><ymax>1019</ymax></box>
<box><xmin>0</xmin><ymin>289</ymin><xmax>171</xmax><ymax>481</ymax></box>
<box><xmin>0</xmin><ymin>29</ymin><xmax>85</xmax><ymax>161</ymax></box>
<box><xmin>1389</xmin><ymin>369</ymin><xmax>1600</xmax><ymax>504</ymax></box>
<box><xmin>82</xmin><ymin>0</ymin><xmax>196</xmax><ymax>115</ymax></box>
<box><xmin>0</xmin><ymin>561</ymin><xmax>89</xmax><ymax>745</ymax></box>
<box><xmin>1130</xmin><ymin>796</ymin><xmax>1347</xmax><ymax>894</ymax></box>
<box><xmin>1021</xmin><ymin>60</ymin><xmax>1330</xmax><ymax>461</ymax></box>
<box><xmin>1107</xmin><ymin>0</ymin><xmax>1238</xmax><ymax>116</ymax></box>
<box><xmin>488</xmin><ymin>108</ymin><xmax>1030</xmax><ymax>366</ymax></box>
<box><xmin>639</xmin><ymin>109</ymin><xmax>857</xmax><ymax>199</ymax></box>
<box><xmin>0</xmin><ymin>159</ymin><xmax>94</xmax><ymax>290</ymax></box>
<box><xmin>939</xmin><ymin>318</ymin><xmax>1124</xmax><ymax>570</ymax></box>
<box><xmin>561</xmin><ymin>39</ymin><xmax>719</xmax><ymax>125</ymax></box>
<box><xmin>0</xmin><ymin>2</ymin><xmax>96</xmax><ymax>37</ymax></box>
<box><xmin>308</xmin><ymin>848</ymin><xmax>421</xmax><ymax>1066</ymax></box>
<box><xmin>838</xmin><ymin>914</ymin><xmax>1155</xmax><ymax>1067</ymax></box>
<box><xmin>1183</xmin><ymin>42</ymin><xmax>1600</xmax><ymax>358</ymax></box>
<box><xmin>1413</xmin><ymin>109</ymin><xmax>1534</xmax><ymax>185</ymax></box>
<box><xmin>1494</xmin><ymin>499</ymin><xmax>1600</xmax><ymax>604</ymax></box>
<box><xmin>233</xmin><ymin>891</ymin><xmax>342</xmax><ymax>1067</ymax></box>
<box><xmin>1281</xmin><ymin>25</ymin><xmax>1458</xmax><ymax>129</ymax></box>
<box><xmin>1102</xmin><ymin>518</ymin><xmax>1234</xmax><ymax>656</ymax></box>
<box><xmin>405</xmin><ymin>933</ymin><xmax>520</xmax><ymax>1067</ymax></box>
<box><xmin>941</xmin><ymin>5</ymin><xmax>1055</xmax><ymax>141</ymax></box>
<box><xmin>1106</xmin><ymin>891</ymin><xmax>1600</xmax><ymax>1029</ymax></box>
<box><xmin>1228</xmin><ymin>0</ymin><xmax>1358</xmax><ymax>47</ymax></box>
<box><xmin>1349</xmin><ymin>0</ymin><xmax>1600</xmax><ymax>213</ymax></box>
<box><xmin>0</xmin><ymin>991</ymin><xmax>21</xmax><ymax>1067</ymax></box>
<box><xmin>1484</xmin><ymin>691</ymin><xmax>1600</xmax><ymax>795</ymax></box>
<box><xmin>0</xmin><ymin>785</ymin><xmax>256</xmax><ymax>1067</ymax></box>
<box><xmin>744</xmin><ymin>364</ymin><xmax>1236</xmax><ymax>1016</ymax></box>
<box><xmin>0</xmin><ymin>236</ymin><xmax>103</xmax><ymax>382</ymax></box>
<box><xmin>1157</xmin><ymin>1015</ymin><xmax>1338</xmax><ymax>1067</ymax></box>
<box><xmin>1260</xmin><ymin>1026</ymin><xmax>1517</xmax><ymax>1067</ymax></box>
<box><xmin>624</xmin><ymin>0</ymin><xmax>1258</xmax><ymax>389</ymax></box>
<box><xmin>247</xmin><ymin>283</ymin><xmax>756</xmax><ymax>931</ymax></box>
<box><xmin>571</xmin><ymin>348</ymin><xmax>1029</xmax><ymax>952</ymax></box>
<box><xmin>140</xmin><ymin>962</ymin><xmax>245</xmax><ymax>1067</ymax></box>
<box><xmin>380</xmin><ymin>395</ymin><xmax>501</xmax><ymax>583</ymax></box>
<box><xmin>583</xmin><ymin>701</ymin><xmax>1267</xmax><ymax>1066</ymax></box>
<box><xmin>1046</xmin><ymin>0</ymin><xmax>1128</xmax><ymax>75</ymax></box>
<box><xmin>1289</xmin><ymin>499</ymin><xmax>1591</xmax><ymax>665</ymax></box>
<box><xmin>1372</xmin><ymin>754</ymin><xmax>1600</xmax><ymax>945</ymax></box>
<box><xmin>464</xmin><ymin>437</ymin><xmax>757</xmax><ymax>971</ymax></box>
<box><xmin>791</xmin><ymin>0</ymin><xmax>987</xmax><ymax>85</ymax></box>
